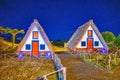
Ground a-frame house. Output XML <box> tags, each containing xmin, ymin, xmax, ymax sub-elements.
<box><xmin>66</xmin><ymin>20</ymin><xmax>108</xmax><ymax>53</ymax></box>
<box><xmin>16</xmin><ymin>19</ymin><xmax>53</xmax><ymax>57</ymax></box>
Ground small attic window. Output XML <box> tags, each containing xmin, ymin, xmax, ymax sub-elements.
<box><xmin>88</xmin><ymin>30</ymin><xmax>92</xmax><ymax>37</ymax></box>
<box><xmin>33</xmin><ymin>31</ymin><xmax>38</xmax><ymax>39</ymax></box>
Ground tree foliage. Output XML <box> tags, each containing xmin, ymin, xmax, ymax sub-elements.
<box><xmin>115</xmin><ymin>34</ymin><xmax>120</xmax><ymax>47</ymax></box>
<box><xmin>2</xmin><ymin>27</ymin><xmax>25</xmax><ymax>46</ymax></box>
<box><xmin>0</xmin><ymin>26</ymin><xmax>4</xmax><ymax>33</ymax></box>
<box><xmin>102</xmin><ymin>31</ymin><xmax>116</xmax><ymax>43</ymax></box>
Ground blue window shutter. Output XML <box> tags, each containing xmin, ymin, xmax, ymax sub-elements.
<box><xmin>81</xmin><ymin>41</ymin><xmax>86</xmax><ymax>46</ymax></box>
<box><xmin>26</xmin><ymin>44</ymin><xmax>31</xmax><ymax>50</ymax></box>
<box><xmin>95</xmin><ymin>41</ymin><xmax>99</xmax><ymax>46</ymax></box>
<box><xmin>40</xmin><ymin>44</ymin><xmax>45</xmax><ymax>50</ymax></box>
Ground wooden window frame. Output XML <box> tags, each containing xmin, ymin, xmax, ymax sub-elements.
<box><xmin>33</xmin><ymin>31</ymin><xmax>38</xmax><ymax>39</ymax></box>
<box><xmin>88</xmin><ymin>30</ymin><xmax>93</xmax><ymax>37</ymax></box>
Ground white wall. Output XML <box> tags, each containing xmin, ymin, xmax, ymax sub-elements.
<box><xmin>76</xmin><ymin>26</ymin><xmax>103</xmax><ymax>48</ymax></box>
<box><xmin>21</xmin><ymin>26</ymin><xmax>49</xmax><ymax>51</ymax></box>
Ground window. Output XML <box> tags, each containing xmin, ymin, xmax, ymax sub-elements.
<box><xmin>33</xmin><ymin>31</ymin><xmax>38</xmax><ymax>39</ymax></box>
<box><xmin>88</xmin><ymin>30</ymin><xmax>92</xmax><ymax>37</ymax></box>
<box><xmin>95</xmin><ymin>41</ymin><xmax>99</xmax><ymax>46</ymax></box>
<box><xmin>40</xmin><ymin>44</ymin><xmax>45</xmax><ymax>50</ymax></box>
<box><xmin>26</xmin><ymin>44</ymin><xmax>31</xmax><ymax>50</ymax></box>
<box><xmin>81</xmin><ymin>41</ymin><xmax>86</xmax><ymax>46</ymax></box>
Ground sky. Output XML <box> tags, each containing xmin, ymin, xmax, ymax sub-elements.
<box><xmin>0</xmin><ymin>0</ymin><xmax>120</xmax><ymax>40</ymax></box>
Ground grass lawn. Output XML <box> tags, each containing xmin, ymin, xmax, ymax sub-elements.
<box><xmin>0</xmin><ymin>55</ymin><xmax>57</xmax><ymax>80</ymax></box>
<box><xmin>53</xmin><ymin>46</ymin><xmax>65</xmax><ymax>52</ymax></box>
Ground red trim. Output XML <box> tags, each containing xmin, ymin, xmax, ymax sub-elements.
<box><xmin>67</xmin><ymin>47</ymin><xmax>102</xmax><ymax>54</ymax></box>
<box><xmin>20</xmin><ymin>51</ymin><xmax>49</xmax><ymax>55</ymax></box>
<box><xmin>20</xmin><ymin>51</ymin><xmax>31</xmax><ymax>54</ymax></box>
<box><xmin>76</xmin><ymin>48</ymin><xmax>102</xmax><ymax>53</ymax></box>
<box><xmin>94</xmin><ymin>48</ymin><xmax>102</xmax><ymax>51</ymax></box>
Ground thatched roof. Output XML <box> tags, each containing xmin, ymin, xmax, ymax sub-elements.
<box><xmin>16</xmin><ymin>19</ymin><xmax>53</xmax><ymax>54</ymax></box>
<box><xmin>66</xmin><ymin>19</ymin><xmax>108</xmax><ymax>50</ymax></box>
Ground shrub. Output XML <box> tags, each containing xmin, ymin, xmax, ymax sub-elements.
<box><xmin>0</xmin><ymin>40</ymin><xmax>17</xmax><ymax>54</ymax></box>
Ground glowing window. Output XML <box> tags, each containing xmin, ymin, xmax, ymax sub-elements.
<box><xmin>33</xmin><ymin>31</ymin><xmax>38</xmax><ymax>39</ymax></box>
<box><xmin>88</xmin><ymin>30</ymin><xmax>92</xmax><ymax>37</ymax></box>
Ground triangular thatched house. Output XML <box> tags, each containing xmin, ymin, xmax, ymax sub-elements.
<box><xmin>16</xmin><ymin>19</ymin><xmax>53</xmax><ymax>57</ymax></box>
<box><xmin>66</xmin><ymin>20</ymin><xmax>108</xmax><ymax>53</ymax></box>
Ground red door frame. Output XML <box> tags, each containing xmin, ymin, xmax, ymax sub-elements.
<box><xmin>32</xmin><ymin>41</ymin><xmax>39</xmax><ymax>56</ymax></box>
<box><xmin>87</xmin><ymin>38</ymin><xmax>93</xmax><ymax>53</ymax></box>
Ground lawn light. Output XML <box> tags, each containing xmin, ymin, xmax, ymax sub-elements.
<box><xmin>46</xmin><ymin>51</ymin><xmax>52</xmax><ymax>59</ymax></box>
<box><xmin>18</xmin><ymin>51</ymin><xmax>23</xmax><ymax>60</ymax></box>
<box><xmin>101</xmin><ymin>46</ymin><xmax>107</xmax><ymax>53</ymax></box>
<box><xmin>75</xmin><ymin>50</ymin><xmax>79</xmax><ymax>55</ymax></box>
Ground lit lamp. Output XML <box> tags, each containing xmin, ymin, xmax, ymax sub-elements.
<box><xmin>101</xmin><ymin>46</ymin><xmax>107</xmax><ymax>53</ymax></box>
<box><xmin>18</xmin><ymin>51</ymin><xmax>23</xmax><ymax>60</ymax></box>
<box><xmin>46</xmin><ymin>51</ymin><xmax>52</xmax><ymax>59</ymax></box>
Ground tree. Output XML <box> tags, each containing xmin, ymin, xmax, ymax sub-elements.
<box><xmin>114</xmin><ymin>34</ymin><xmax>120</xmax><ymax>47</ymax></box>
<box><xmin>102</xmin><ymin>31</ymin><xmax>116</xmax><ymax>43</ymax></box>
<box><xmin>114</xmin><ymin>34</ymin><xmax>120</xmax><ymax>65</ymax></box>
<box><xmin>11</xmin><ymin>29</ymin><xmax>25</xmax><ymax>47</ymax></box>
<box><xmin>3</xmin><ymin>27</ymin><xmax>25</xmax><ymax>47</ymax></box>
<box><xmin>3</xmin><ymin>27</ymin><xmax>11</xmax><ymax>33</ymax></box>
<box><xmin>102</xmin><ymin>31</ymin><xmax>117</xmax><ymax>66</ymax></box>
<box><xmin>0</xmin><ymin>26</ymin><xmax>4</xmax><ymax>34</ymax></box>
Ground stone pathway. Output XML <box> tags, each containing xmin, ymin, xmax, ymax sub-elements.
<box><xmin>57</xmin><ymin>52</ymin><xmax>119</xmax><ymax>80</ymax></box>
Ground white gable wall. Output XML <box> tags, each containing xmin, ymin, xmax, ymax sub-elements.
<box><xmin>21</xmin><ymin>26</ymin><xmax>49</xmax><ymax>51</ymax></box>
<box><xmin>76</xmin><ymin>26</ymin><xmax>103</xmax><ymax>48</ymax></box>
